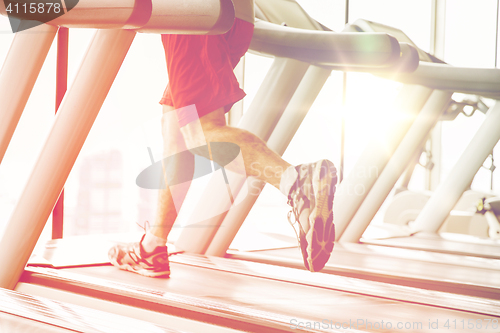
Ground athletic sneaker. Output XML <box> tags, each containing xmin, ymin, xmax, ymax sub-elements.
<box><xmin>108</xmin><ymin>235</ymin><xmax>170</xmax><ymax>278</ymax></box>
<box><xmin>287</xmin><ymin>159</ymin><xmax>337</xmax><ymax>272</ymax></box>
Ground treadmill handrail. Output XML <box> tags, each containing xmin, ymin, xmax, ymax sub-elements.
<box><xmin>326</xmin><ymin>42</ymin><xmax>419</xmax><ymax>73</ymax></box>
<box><xmin>249</xmin><ymin>19</ymin><xmax>405</xmax><ymax>68</ymax></box>
<box><xmin>0</xmin><ymin>0</ymin><xmax>235</xmax><ymax>34</ymax></box>
<box><xmin>378</xmin><ymin>62</ymin><xmax>500</xmax><ymax>98</ymax></box>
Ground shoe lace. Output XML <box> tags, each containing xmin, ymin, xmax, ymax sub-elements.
<box><xmin>136</xmin><ymin>221</ymin><xmax>179</xmax><ymax>257</ymax></box>
<box><xmin>287</xmin><ymin>196</ymin><xmax>306</xmax><ymax>246</ymax></box>
<box><xmin>136</xmin><ymin>221</ymin><xmax>150</xmax><ymax>233</ymax></box>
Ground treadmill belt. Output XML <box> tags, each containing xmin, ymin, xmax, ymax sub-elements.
<box><xmin>0</xmin><ymin>288</ymin><xmax>180</xmax><ymax>333</ymax></box>
<box><xmin>361</xmin><ymin>233</ymin><xmax>500</xmax><ymax>259</ymax></box>
<box><xmin>21</xmin><ymin>255</ymin><xmax>500</xmax><ymax>333</ymax></box>
<box><xmin>227</xmin><ymin>243</ymin><xmax>500</xmax><ymax>299</ymax></box>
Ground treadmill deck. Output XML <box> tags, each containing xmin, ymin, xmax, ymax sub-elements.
<box><xmin>20</xmin><ymin>236</ymin><xmax>500</xmax><ymax>333</ymax></box>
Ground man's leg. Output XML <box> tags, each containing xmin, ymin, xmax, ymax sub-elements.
<box><xmin>180</xmin><ymin>107</ymin><xmax>292</xmax><ymax>189</ymax></box>
<box><xmin>108</xmin><ymin>105</ymin><xmax>192</xmax><ymax>277</ymax></box>
<box><xmin>180</xmin><ymin>107</ymin><xmax>337</xmax><ymax>272</ymax></box>
<box><xmin>144</xmin><ymin>105</ymin><xmax>193</xmax><ymax>250</ymax></box>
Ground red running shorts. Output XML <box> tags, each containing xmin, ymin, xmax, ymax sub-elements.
<box><xmin>159</xmin><ymin>18</ymin><xmax>254</xmax><ymax>127</ymax></box>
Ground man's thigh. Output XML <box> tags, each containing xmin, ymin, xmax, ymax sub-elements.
<box><xmin>180</xmin><ymin>107</ymin><xmax>226</xmax><ymax>149</ymax></box>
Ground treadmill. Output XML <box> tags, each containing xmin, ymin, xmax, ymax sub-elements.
<box><xmin>339</xmin><ymin>20</ymin><xmax>500</xmax><ymax>257</ymax></box>
<box><xmin>1</xmin><ymin>0</ymin><xmax>499</xmax><ymax>332</ymax></box>
<box><xmin>223</xmin><ymin>8</ymin><xmax>500</xmax><ymax>301</ymax></box>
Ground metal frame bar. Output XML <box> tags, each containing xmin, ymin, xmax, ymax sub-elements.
<box><xmin>495</xmin><ymin>0</ymin><xmax>499</xmax><ymax>68</ymax></box>
<box><xmin>334</xmin><ymin>84</ymin><xmax>433</xmax><ymax>241</ymax></box>
<box><xmin>340</xmin><ymin>0</ymin><xmax>350</xmax><ymax>183</ymax></box>
<box><xmin>430</xmin><ymin>0</ymin><xmax>446</xmax><ymax>58</ymax></box>
<box><xmin>340</xmin><ymin>90</ymin><xmax>452</xmax><ymax>243</ymax></box>
<box><xmin>427</xmin><ymin>0</ymin><xmax>447</xmax><ymax>191</ymax></box>
<box><xmin>52</xmin><ymin>27</ymin><xmax>69</xmax><ymax>240</ymax></box>
<box><xmin>412</xmin><ymin>101</ymin><xmax>500</xmax><ymax>234</ymax></box>
<box><xmin>0</xmin><ymin>23</ymin><xmax>58</xmax><ymax>164</ymax></box>
<box><xmin>0</xmin><ymin>29</ymin><xmax>136</xmax><ymax>290</ymax></box>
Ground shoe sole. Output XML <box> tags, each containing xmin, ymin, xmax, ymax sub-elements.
<box><xmin>306</xmin><ymin>160</ymin><xmax>337</xmax><ymax>272</ymax></box>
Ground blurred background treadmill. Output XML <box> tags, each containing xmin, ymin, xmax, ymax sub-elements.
<box><xmin>221</xmin><ymin>5</ymin><xmax>500</xmax><ymax>301</ymax></box>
